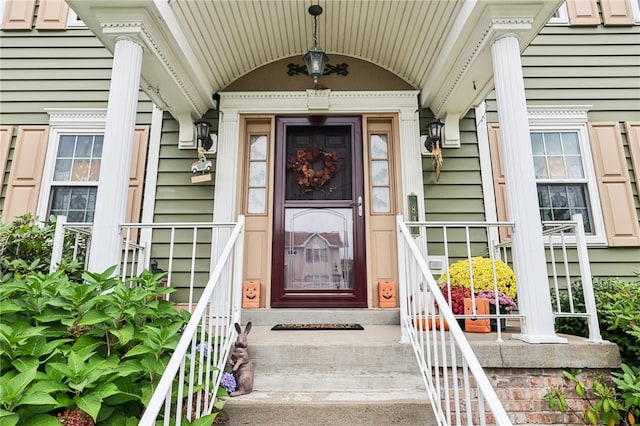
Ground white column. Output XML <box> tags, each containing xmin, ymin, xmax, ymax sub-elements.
<box><xmin>398</xmin><ymin>107</ymin><xmax>425</xmax><ymax>220</ymax></box>
<box><xmin>491</xmin><ymin>35</ymin><xmax>566</xmax><ymax>343</ymax></box>
<box><xmin>88</xmin><ymin>37</ymin><xmax>143</xmax><ymax>273</ymax></box>
<box><xmin>213</xmin><ymin>109</ymin><xmax>240</xmax><ymax>222</ymax></box>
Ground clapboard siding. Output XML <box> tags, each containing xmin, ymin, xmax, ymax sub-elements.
<box><xmin>0</xmin><ymin>21</ymin><xmax>152</xmax><ymax>217</ymax></box>
<box><xmin>482</xmin><ymin>3</ymin><xmax>640</xmax><ymax>280</ymax></box>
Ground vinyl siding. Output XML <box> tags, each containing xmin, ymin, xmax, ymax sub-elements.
<box><xmin>483</xmin><ymin>8</ymin><xmax>640</xmax><ymax>280</ymax></box>
<box><xmin>150</xmin><ymin>114</ymin><xmax>217</xmax><ymax>302</ymax></box>
<box><xmin>0</xmin><ymin>25</ymin><xmax>153</xmax><ymax>215</ymax></box>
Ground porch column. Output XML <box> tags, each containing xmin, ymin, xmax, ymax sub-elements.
<box><xmin>491</xmin><ymin>35</ymin><xmax>566</xmax><ymax>343</ymax></box>
<box><xmin>88</xmin><ymin>37</ymin><xmax>143</xmax><ymax>273</ymax></box>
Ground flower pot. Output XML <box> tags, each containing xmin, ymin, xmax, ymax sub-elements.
<box><xmin>413</xmin><ymin>318</ymin><xmax>450</xmax><ymax>331</ymax></box>
<box><xmin>490</xmin><ymin>318</ymin><xmax>507</xmax><ymax>332</ymax></box>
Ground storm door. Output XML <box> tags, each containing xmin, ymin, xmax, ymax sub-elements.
<box><xmin>271</xmin><ymin>116</ymin><xmax>366</xmax><ymax>307</ymax></box>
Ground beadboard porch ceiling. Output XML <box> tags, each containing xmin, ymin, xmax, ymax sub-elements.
<box><xmin>68</xmin><ymin>0</ymin><xmax>562</xmax><ymax>120</ymax></box>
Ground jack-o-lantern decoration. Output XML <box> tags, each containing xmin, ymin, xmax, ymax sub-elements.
<box><xmin>378</xmin><ymin>280</ymin><xmax>397</xmax><ymax>308</ymax></box>
<box><xmin>242</xmin><ymin>280</ymin><xmax>260</xmax><ymax>309</ymax></box>
<box><xmin>464</xmin><ymin>297</ymin><xmax>490</xmax><ymax>333</ymax></box>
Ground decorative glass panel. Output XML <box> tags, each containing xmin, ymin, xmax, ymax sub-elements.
<box><xmin>372</xmin><ymin>187</ymin><xmax>391</xmax><ymax>213</ymax></box>
<box><xmin>247</xmin><ymin>188</ymin><xmax>265</xmax><ymax>214</ymax></box>
<box><xmin>250</xmin><ymin>135</ymin><xmax>267</xmax><ymax>160</ymax></box>
<box><xmin>284</xmin><ymin>208</ymin><xmax>353</xmax><ymax>290</ymax></box>
<box><xmin>249</xmin><ymin>162</ymin><xmax>266</xmax><ymax>186</ymax></box>
<box><xmin>370</xmin><ymin>134</ymin><xmax>388</xmax><ymax>159</ymax></box>
<box><xmin>371</xmin><ymin>160</ymin><xmax>389</xmax><ymax>185</ymax></box>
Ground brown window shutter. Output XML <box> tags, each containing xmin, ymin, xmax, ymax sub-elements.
<box><xmin>588</xmin><ymin>122</ymin><xmax>640</xmax><ymax>246</ymax></box>
<box><xmin>566</xmin><ymin>0</ymin><xmax>601</xmax><ymax>25</ymax></box>
<box><xmin>2</xmin><ymin>126</ymin><xmax>49</xmax><ymax>223</ymax></box>
<box><xmin>487</xmin><ymin>123</ymin><xmax>511</xmax><ymax>241</ymax></box>
<box><xmin>0</xmin><ymin>126</ymin><xmax>13</xmax><ymax>187</ymax></box>
<box><xmin>35</xmin><ymin>0</ymin><xmax>69</xmax><ymax>30</ymax></box>
<box><xmin>1</xmin><ymin>0</ymin><xmax>36</xmax><ymax>30</ymax></box>
<box><xmin>600</xmin><ymin>0</ymin><xmax>635</xmax><ymax>25</ymax></box>
<box><xmin>124</xmin><ymin>126</ymin><xmax>149</xmax><ymax>241</ymax></box>
<box><xmin>625</xmin><ymin>122</ymin><xmax>640</xmax><ymax>203</ymax></box>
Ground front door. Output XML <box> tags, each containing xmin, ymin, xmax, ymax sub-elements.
<box><xmin>271</xmin><ymin>116</ymin><xmax>367</xmax><ymax>307</ymax></box>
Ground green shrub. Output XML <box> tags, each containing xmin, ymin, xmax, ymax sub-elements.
<box><xmin>553</xmin><ymin>275</ymin><xmax>640</xmax><ymax>367</ymax></box>
<box><xmin>0</xmin><ymin>214</ymin><xmax>86</xmax><ymax>281</ymax></box>
<box><xmin>0</xmin><ymin>267</ymin><xmax>203</xmax><ymax>424</ymax></box>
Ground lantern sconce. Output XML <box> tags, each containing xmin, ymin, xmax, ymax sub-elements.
<box><xmin>423</xmin><ymin>119</ymin><xmax>444</xmax><ymax>153</ymax></box>
<box><xmin>194</xmin><ymin>117</ymin><xmax>217</xmax><ymax>154</ymax></box>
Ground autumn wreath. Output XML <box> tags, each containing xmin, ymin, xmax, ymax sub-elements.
<box><xmin>287</xmin><ymin>147</ymin><xmax>338</xmax><ymax>192</ymax></box>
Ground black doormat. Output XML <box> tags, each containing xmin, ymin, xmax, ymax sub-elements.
<box><xmin>271</xmin><ymin>323</ymin><xmax>364</xmax><ymax>331</ymax></box>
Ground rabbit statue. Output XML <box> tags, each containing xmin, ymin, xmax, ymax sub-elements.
<box><xmin>229</xmin><ymin>322</ymin><xmax>253</xmax><ymax>396</ymax></box>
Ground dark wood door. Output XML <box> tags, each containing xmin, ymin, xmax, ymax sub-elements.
<box><xmin>271</xmin><ymin>116</ymin><xmax>366</xmax><ymax>307</ymax></box>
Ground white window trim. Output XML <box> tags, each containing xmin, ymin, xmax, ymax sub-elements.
<box><xmin>528</xmin><ymin>105</ymin><xmax>607</xmax><ymax>246</ymax></box>
<box><xmin>66</xmin><ymin>8</ymin><xmax>86</xmax><ymax>28</ymax></box>
<box><xmin>0</xmin><ymin>0</ymin><xmax>5</xmax><ymax>25</ymax></box>
<box><xmin>548</xmin><ymin>2</ymin><xmax>569</xmax><ymax>25</ymax></box>
<box><xmin>631</xmin><ymin>0</ymin><xmax>640</xmax><ymax>23</ymax></box>
<box><xmin>37</xmin><ymin>109</ymin><xmax>106</xmax><ymax>222</ymax></box>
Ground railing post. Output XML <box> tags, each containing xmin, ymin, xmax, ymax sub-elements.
<box><xmin>573</xmin><ymin>214</ymin><xmax>602</xmax><ymax>342</ymax></box>
<box><xmin>50</xmin><ymin>215</ymin><xmax>67</xmax><ymax>273</ymax></box>
<box><xmin>396</xmin><ymin>215</ymin><xmax>410</xmax><ymax>343</ymax></box>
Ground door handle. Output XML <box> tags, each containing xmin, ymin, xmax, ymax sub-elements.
<box><xmin>357</xmin><ymin>196</ymin><xmax>363</xmax><ymax>217</ymax></box>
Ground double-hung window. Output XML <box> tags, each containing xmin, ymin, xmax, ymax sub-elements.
<box><xmin>48</xmin><ymin>133</ymin><xmax>103</xmax><ymax>222</ymax></box>
<box><xmin>528</xmin><ymin>106</ymin><xmax>606</xmax><ymax>244</ymax></box>
<box><xmin>39</xmin><ymin>109</ymin><xmax>106</xmax><ymax>224</ymax></box>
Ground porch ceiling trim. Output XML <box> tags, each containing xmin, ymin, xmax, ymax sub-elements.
<box><xmin>68</xmin><ymin>0</ymin><xmax>563</xmax><ymax>140</ymax></box>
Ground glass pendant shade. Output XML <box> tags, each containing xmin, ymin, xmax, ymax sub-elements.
<box><xmin>303</xmin><ymin>46</ymin><xmax>329</xmax><ymax>84</ymax></box>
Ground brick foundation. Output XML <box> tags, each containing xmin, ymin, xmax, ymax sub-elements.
<box><xmin>487</xmin><ymin>368</ymin><xmax>609</xmax><ymax>425</ymax></box>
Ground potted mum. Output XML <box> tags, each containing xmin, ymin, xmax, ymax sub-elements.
<box><xmin>475</xmin><ymin>290</ymin><xmax>517</xmax><ymax>331</ymax></box>
<box><xmin>438</xmin><ymin>256</ymin><xmax>517</xmax><ymax>299</ymax></box>
<box><xmin>439</xmin><ymin>285</ymin><xmax>471</xmax><ymax>330</ymax></box>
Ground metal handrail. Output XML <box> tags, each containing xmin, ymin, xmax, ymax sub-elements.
<box><xmin>139</xmin><ymin>215</ymin><xmax>245</xmax><ymax>425</ymax></box>
<box><xmin>397</xmin><ymin>216</ymin><xmax>512</xmax><ymax>426</ymax></box>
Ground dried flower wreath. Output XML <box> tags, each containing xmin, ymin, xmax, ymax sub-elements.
<box><xmin>287</xmin><ymin>148</ymin><xmax>338</xmax><ymax>192</ymax></box>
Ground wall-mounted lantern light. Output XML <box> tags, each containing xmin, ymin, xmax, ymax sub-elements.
<box><xmin>194</xmin><ymin>117</ymin><xmax>214</xmax><ymax>151</ymax></box>
<box><xmin>424</xmin><ymin>119</ymin><xmax>445</xmax><ymax>153</ymax></box>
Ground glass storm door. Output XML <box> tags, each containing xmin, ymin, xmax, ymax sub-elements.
<box><xmin>271</xmin><ymin>116</ymin><xmax>367</xmax><ymax>307</ymax></box>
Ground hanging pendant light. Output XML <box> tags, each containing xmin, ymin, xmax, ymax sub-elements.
<box><xmin>303</xmin><ymin>4</ymin><xmax>329</xmax><ymax>85</ymax></box>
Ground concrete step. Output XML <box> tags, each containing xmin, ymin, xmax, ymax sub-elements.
<box><xmin>222</xmin><ymin>322</ymin><xmax>435</xmax><ymax>425</ymax></box>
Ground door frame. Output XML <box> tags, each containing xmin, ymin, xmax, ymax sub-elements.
<box><xmin>216</xmin><ymin>90</ymin><xmax>424</xmax><ymax>307</ymax></box>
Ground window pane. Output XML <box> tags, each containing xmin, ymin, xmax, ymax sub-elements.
<box><xmin>548</xmin><ymin>156</ymin><xmax>566</xmax><ymax>178</ymax></box>
<box><xmin>75</xmin><ymin>136</ymin><xmax>94</xmax><ymax>158</ymax></box>
<box><xmin>49</xmin><ymin>186</ymin><xmax>97</xmax><ymax>223</ymax></box>
<box><xmin>545</xmin><ymin>133</ymin><xmax>562</xmax><ymax>154</ymax></box>
<box><xmin>537</xmin><ymin>184</ymin><xmax>591</xmax><ymax>232</ymax></box>
<box><xmin>371</xmin><ymin>160</ymin><xmax>389</xmax><ymax>185</ymax></box>
<box><xmin>370</xmin><ymin>134</ymin><xmax>388</xmax><ymax>159</ymax></box>
<box><xmin>531</xmin><ymin>133</ymin><xmax>544</xmax><ymax>155</ymax></box>
<box><xmin>58</xmin><ymin>135</ymin><xmax>76</xmax><ymax>157</ymax></box>
<box><xmin>562</xmin><ymin>132</ymin><xmax>580</xmax><ymax>154</ymax></box>
<box><xmin>566</xmin><ymin>156</ymin><xmax>584</xmax><ymax>178</ymax></box>
<box><xmin>54</xmin><ymin>159</ymin><xmax>72</xmax><ymax>181</ymax></box>
<box><xmin>534</xmin><ymin>156</ymin><xmax>548</xmax><ymax>179</ymax></box>
<box><xmin>247</xmin><ymin>188</ymin><xmax>265</xmax><ymax>214</ymax></box>
<box><xmin>250</xmin><ymin>135</ymin><xmax>267</xmax><ymax>160</ymax></box>
<box><xmin>249</xmin><ymin>162</ymin><xmax>266</xmax><ymax>186</ymax></box>
<box><xmin>372</xmin><ymin>187</ymin><xmax>391</xmax><ymax>213</ymax></box>
<box><xmin>92</xmin><ymin>136</ymin><xmax>104</xmax><ymax>158</ymax></box>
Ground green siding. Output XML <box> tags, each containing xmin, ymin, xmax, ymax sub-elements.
<box><xmin>0</xmin><ymin>25</ymin><xmax>153</xmax><ymax>215</ymax></box>
<box><xmin>481</xmin><ymin>6</ymin><xmax>640</xmax><ymax>280</ymax></box>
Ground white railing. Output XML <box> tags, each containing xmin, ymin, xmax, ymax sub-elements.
<box><xmin>397</xmin><ymin>216</ymin><xmax>512</xmax><ymax>426</ymax></box>
<box><xmin>50</xmin><ymin>215</ymin><xmax>92</xmax><ymax>273</ymax></box>
<box><xmin>139</xmin><ymin>215</ymin><xmax>245</xmax><ymax>425</ymax></box>
<box><xmin>515</xmin><ymin>214</ymin><xmax>600</xmax><ymax>342</ymax></box>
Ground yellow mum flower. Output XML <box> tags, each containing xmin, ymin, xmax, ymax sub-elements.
<box><xmin>438</xmin><ymin>256</ymin><xmax>517</xmax><ymax>299</ymax></box>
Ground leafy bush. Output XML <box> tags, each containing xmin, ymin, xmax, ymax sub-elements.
<box><xmin>0</xmin><ymin>214</ymin><xmax>86</xmax><ymax>281</ymax></box>
<box><xmin>553</xmin><ymin>275</ymin><xmax>640</xmax><ymax>366</ymax></box>
<box><xmin>545</xmin><ymin>364</ymin><xmax>640</xmax><ymax>426</ymax></box>
<box><xmin>0</xmin><ymin>267</ymin><xmax>199</xmax><ymax>425</ymax></box>
<box><xmin>438</xmin><ymin>257</ymin><xmax>517</xmax><ymax>299</ymax></box>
